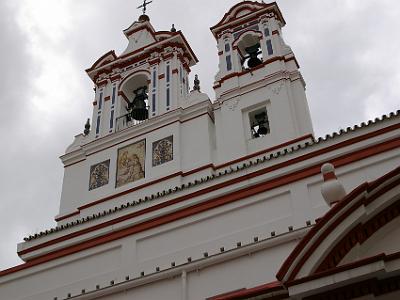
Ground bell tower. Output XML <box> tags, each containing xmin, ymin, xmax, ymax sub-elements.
<box><xmin>86</xmin><ymin>13</ymin><xmax>197</xmax><ymax>139</ymax></box>
<box><xmin>211</xmin><ymin>1</ymin><xmax>314</xmax><ymax>165</ymax></box>
<box><xmin>57</xmin><ymin>8</ymin><xmax>212</xmax><ymax>224</ymax></box>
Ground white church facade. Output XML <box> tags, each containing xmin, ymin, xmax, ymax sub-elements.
<box><xmin>1</xmin><ymin>1</ymin><xmax>400</xmax><ymax>299</ymax></box>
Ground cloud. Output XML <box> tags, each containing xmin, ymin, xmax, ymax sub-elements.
<box><xmin>279</xmin><ymin>0</ymin><xmax>400</xmax><ymax>135</ymax></box>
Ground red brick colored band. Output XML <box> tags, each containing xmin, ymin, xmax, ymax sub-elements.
<box><xmin>14</xmin><ymin>136</ymin><xmax>400</xmax><ymax>272</ymax></box>
<box><xmin>323</xmin><ymin>172</ymin><xmax>337</xmax><ymax>181</ymax></box>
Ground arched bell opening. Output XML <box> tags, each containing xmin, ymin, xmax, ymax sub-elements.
<box><xmin>235</xmin><ymin>31</ymin><xmax>263</xmax><ymax>70</ymax></box>
<box><xmin>117</xmin><ymin>73</ymin><xmax>150</xmax><ymax>129</ymax></box>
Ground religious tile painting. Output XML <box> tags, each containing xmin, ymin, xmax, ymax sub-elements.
<box><xmin>89</xmin><ymin>160</ymin><xmax>110</xmax><ymax>191</ymax></box>
<box><xmin>116</xmin><ymin>140</ymin><xmax>146</xmax><ymax>188</ymax></box>
<box><xmin>152</xmin><ymin>135</ymin><xmax>173</xmax><ymax>167</ymax></box>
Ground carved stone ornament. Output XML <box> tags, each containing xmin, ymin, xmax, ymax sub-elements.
<box><xmin>225</xmin><ymin>98</ymin><xmax>240</xmax><ymax>111</ymax></box>
<box><xmin>269</xmin><ymin>81</ymin><xmax>285</xmax><ymax>95</ymax></box>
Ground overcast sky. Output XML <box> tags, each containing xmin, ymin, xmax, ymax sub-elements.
<box><xmin>0</xmin><ymin>0</ymin><xmax>399</xmax><ymax>270</ymax></box>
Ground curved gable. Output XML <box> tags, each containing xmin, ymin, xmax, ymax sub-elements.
<box><xmin>277</xmin><ymin>165</ymin><xmax>400</xmax><ymax>282</ymax></box>
<box><xmin>211</xmin><ymin>1</ymin><xmax>267</xmax><ymax>28</ymax></box>
<box><xmin>86</xmin><ymin>50</ymin><xmax>117</xmax><ymax>73</ymax></box>
<box><xmin>210</xmin><ymin>1</ymin><xmax>285</xmax><ymax>38</ymax></box>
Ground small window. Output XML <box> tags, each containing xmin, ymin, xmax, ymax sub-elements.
<box><xmin>226</xmin><ymin>55</ymin><xmax>232</xmax><ymax>71</ymax></box>
<box><xmin>266</xmin><ymin>40</ymin><xmax>273</xmax><ymax>55</ymax></box>
<box><xmin>166</xmin><ymin>65</ymin><xmax>170</xmax><ymax>83</ymax></box>
<box><xmin>264</xmin><ymin>27</ymin><xmax>270</xmax><ymax>37</ymax></box>
<box><xmin>96</xmin><ymin>115</ymin><xmax>101</xmax><ymax>135</ymax></box>
<box><xmin>166</xmin><ymin>88</ymin><xmax>170</xmax><ymax>107</ymax></box>
<box><xmin>225</xmin><ymin>43</ymin><xmax>231</xmax><ymax>52</ymax></box>
<box><xmin>98</xmin><ymin>92</ymin><xmax>103</xmax><ymax>110</ymax></box>
<box><xmin>152</xmin><ymin>94</ymin><xmax>156</xmax><ymax>112</ymax></box>
<box><xmin>152</xmin><ymin>68</ymin><xmax>157</xmax><ymax>89</ymax></box>
<box><xmin>111</xmin><ymin>86</ymin><xmax>116</xmax><ymax>105</ymax></box>
<box><xmin>109</xmin><ymin>110</ymin><xmax>114</xmax><ymax>129</ymax></box>
<box><xmin>249</xmin><ymin>107</ymin><xmax>270</xmax><ymax>139</ymax></box>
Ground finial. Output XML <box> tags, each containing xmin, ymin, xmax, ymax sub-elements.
<box><xmin>320</xmin><ymin>163</ymin><xmax>346</xmax><ymax>206</ymax></box>
<box><xmin>137</xmin><ymin>0</ymin><xmax>153</xmax><ymax>21</ymax></box>
<box><xmin>84</xmin><ymin>118</ymin><xmax>91</xmax><ymax>135</ymax></box>
<box><xmin>193</xmin><ymin>74</ymin><xmax>201</xmax><ymax>92</ymax></box>
<box><xmin>171</xmin><ymin>24</ymin><xmax>176</xmax><ymax>32</ymax></box>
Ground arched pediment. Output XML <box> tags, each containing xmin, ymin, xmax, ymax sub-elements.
<box><xmin>86</xmin><ymin>50</ymin><xmax>117</xmax><ymax>72</ymax></box>
<box><xmin>277</xmin><ymin>165</ymin><xmax>400</xmax><ymax>283</ymax></box>
<box><xmin>212</xmin><ymin>1</ymin><xmax>269</xmax><ymax>29</ymax></box>
<box><xmin>210</xmin><ymin>1</ymin><xmax>285</xmax><ymax>38</ymax></box>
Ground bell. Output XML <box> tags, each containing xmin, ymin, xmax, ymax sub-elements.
<box><xmin>130</xmin><ymin>86</ymin><xmax>149</xmax><ymax>121</ymax></box>
<box><xmin>254</xmin><ymin>112</ymin><xmax>269</xmax><ymax>136</ymax></box>
<box><xmin>245</xmin><ymin>43</ymin><xmax>262</xmax><ymax>68</ymax></box>
<box><xmin>257</xmin><ymin>124</ymin><xmax>268</xmax><ymax>136</ymax></box>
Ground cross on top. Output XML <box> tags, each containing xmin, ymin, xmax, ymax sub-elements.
<box><xmin>137</xmin><ymin>0</ymin><xmax>153</xmax><ymax>15</ymax></box>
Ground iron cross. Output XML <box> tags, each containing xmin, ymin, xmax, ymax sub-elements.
<box><xmin>137</xmin><ymin>0</ymin><xmax>153</xmax><ymax>15</ymax></box>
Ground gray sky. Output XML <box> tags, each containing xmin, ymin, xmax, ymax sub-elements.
<box><xmin>0</xmin><ymin>0</ymin><xmax>399</xmax><ymax>270</ymax></box>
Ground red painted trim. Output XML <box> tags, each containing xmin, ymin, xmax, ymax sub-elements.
<box><xmin>158</xmin><ymin>74</ymin><xmax>165</xmax><ymax>80</ymax></box>
<box><xmin>218</xmin><ymin>51</ymin><xmax>224</xmax><ymax>56</ymax></box>
<box><xmin>277</xmin><ymin>164</ymin><xmax>400</xmax><ymax>281</ymax></box>
<box><xmin>125</xmin><ymin>23</ymin><xmax>155</xmax><ymax>38</ymax></box>
<box><xmin>61</xmin><ymin>121</ymin><xmax>400</xmax><ymax>219</ymax></box>
<box><xmin>79</xmin><ymin>171</ymin><xmax>182</xmax><ymax>211</ymax></box>
<box><xmin>96</xmin><ymin>79</ymin><xmax>108</xmax><ymax>87</ymax></box>
<box><xmin>119</xmin><ymin>69</ymin><xmax>151</xmax><ymax>90</ymax></box>
<box><xmin>61</xmin><ymin>134</ymin><xmax>310</xmax><ymax>215</ymax></box>
<box><xmin>86</xmin><ymin>50</ymin><xmax>117</xmax><ymax>72</ymax></box>
<box><xmin>110</xmin><ymin>74</ymin><xmax>121</xmax><ymax>82</ymax></box>
<box><xmin>85</xmin><ymin>112</ymin><xmax>212</xmax><ymax>157</ymax></box>
<box><xmin>208</xmin><ymin>281</ymin><xmax>286</xmax><ymax>300</ymax></box>
<box><xmin>11</xmin><ymin>162</ymin><xmax>320</xmax><ymax>274</ymax></box>
<box><xmin>182</xmin><ymin>164</ymin><xmax>214</xmax><ymax>177</ymax></box>
<box><xmin>15</xmin><ymin>136</ymin><xmax>400</xmax><ymax>268</ymax></box>
<box><xmin>232</xmin><ymin>30</ymin><xmax>263</xmax><ymax>52</ymax></box>
<box><xmin>89</xmin><ymin>34</ymin><xmax>197</xmax><ymax>82</ymax></box>
<box><xmin>149</xmin><ymin>58</ymin><xmax>161</xmax><ymax>65</ymax></box>
<box><xmin>172</xmin><ymin>68</ymin><xmax>179</xmax><ymax>74</ymax></box>
<box><xmin>55</xmin><ymin>211</ymin><xmax>80</xmax><ymax>222</ymax></box>
<box><xmin>176</xmin><ymin>31</ymin><xmax>199</xmax><ymax>63</ymax></box>
<box><xmin>215</xmin><ymin>55</ymin><xmax>297</xmax><ymax>88</ymax></box>
<box><xmin>216</xmin><ymin>134</ymin><xmax>313</xmax><ymax>169</ymax></box>
<box><xmin>287</xmin><ymin>251</ymin><xmax>400</xmax><ymax>287</ymax></box>
<box><xmin>315</xmin><ymin>183</ymin><xmax>400</xmax><ymax>272</ymax></box>
<box><xmin>92</xmin><ymin>101</ymin><xmax>97</xmax><ymax>106</ymax></box>
<box><xmin>304</xmin><ymin>275</ymin><xmax>400</xmax><ymax>300</ymax></box>
<box><xmin>210</xmin><ymin>2</ymin><xmax>284</xmax><ymax>36</ymax></box>
<box><xmin>104</xmin><ymin>96</ymin><xmax>111</xmax><ymax>102</ymax></box>
<box><xmin>323</xmin><ymin>172</ymin><xmax>337</xmax><ymax>181</ymax></box>
<box><xmin>295</xmin><ymin>171</ymin><xmax>400</xmax><ymax>280</ymax></box>
<box><xmin>272</xmin><ymin>30</ymin><xmax>279</xmax><ymax>35</ymax></box>
<box><xmin>118</xmin><ymin>91</ymin><xmax>130</xmax><ymax>104</ymax></box>
<box><xmin>162</xmin><ymin>52</ymin><xmax>174</xmax><ymax>60</ymax></box>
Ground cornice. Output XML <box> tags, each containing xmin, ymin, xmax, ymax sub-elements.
<box><xmin>60</xmin><ymin>100</ymin><xmax>213</xmax><ymax>166</ymax></box>
<box><xmin>24</xmin><ymin>110</ymin><xmax>400</xmax><ymax>245</ymax></box>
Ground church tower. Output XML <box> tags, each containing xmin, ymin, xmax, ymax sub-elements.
<box><xmin>55</xmin><ymin>9</ymin><xmax>214</xmax><ymax>225</ymax></box>
<box><xmin>53</xmin><ymin>1</ymin><xmax>316</xmax><ymax>224</ymax></box>
<box><xmin>212</xmin><ymin>1</ymin><xmax>314</xmax><ymax>164</ymax></box>
<box><xmin>86</xmin><ymin>15</ymin><xmax>197</xmax><ymax>139</ymax></box>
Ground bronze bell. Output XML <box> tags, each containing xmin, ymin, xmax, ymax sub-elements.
<box><xmin>245</xmin><ymin>43</ymin><xmax>262</xmax><ymax>68</ymax></box>
<box><xmin>255</xmin><ymin>112</ymin><xmax>269</xmax><ymax>136</ymax></box>
<box><xmin>130</xmin><ymin>86</ymin><xmax>149</xmax><ymax>121</ymax></box>
<box><xmin>257</xmin><ymin>123</ymin><xmax>269</xmax><ymax>136</ymax></box>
